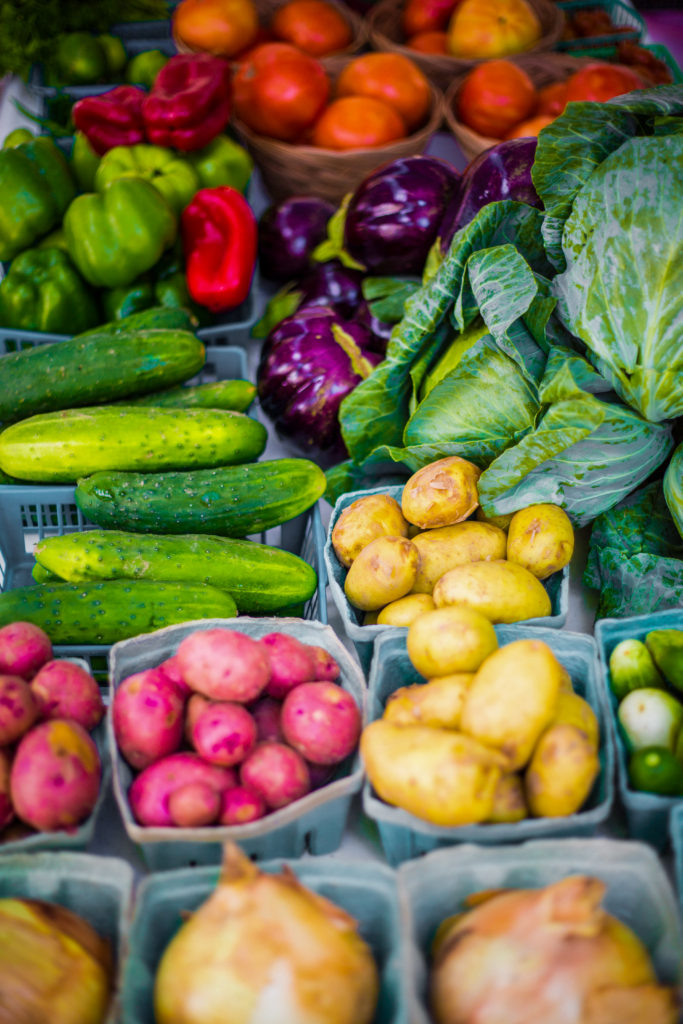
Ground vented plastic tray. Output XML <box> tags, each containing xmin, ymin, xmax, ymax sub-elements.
<box><xmin>556</xmin><ymin>0</ymin><xmax>645</xmax><ymax>49</ymax></box>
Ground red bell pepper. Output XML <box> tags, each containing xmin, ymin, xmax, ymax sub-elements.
<box><xmin>142</xmin><ymin>54</ymin><xmax>232</xmax><ymax>152</ymax></box>
<box><xmin>181</xmin><ymin>187</ymin><xmax>257</xmax><ymax>313</ymax></box>
<box><xmin>72</xmin><ymin>86</ymin><xmax>146</xmax><ymax>157</ymax></box>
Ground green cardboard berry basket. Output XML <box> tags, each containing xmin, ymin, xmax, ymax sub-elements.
<box><xmin>595</xmin><ymin>608</ymin><xmax>683</xmax><ymax>850</ymax></box>
<box><xmin>398</xmin><ymin>838</ymin><xmax>683</xmax><ymax>1024</ymax></box>
<box><xmin>362</xmin><ymin>626</ymin><xmax>614</xmax><ymax>866</ymax></box>
<box><xmin>324</xmin><ymin>485</ymin><xmax>570</xmax><ymax>674</ymax></box>
<box><xmin>120</xmin><ymin>855</ymin><xmax>408</xmax><ymax>1024</ymax></box>
<box><xmin>107</xmin><ymin>617</ymin><xmax>365</xmax><ymax>870</ymax></box>
<box><xmin>555</xmin><ymin>0</ymin><xmax>645</xmax><ymax>49</ymax></box>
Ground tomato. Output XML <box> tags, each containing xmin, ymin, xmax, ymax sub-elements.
<box><xmin>233</xmin><ymin>26</ymin><xmax>277</xmax><ymax>62</ymax></box>
<box><xmin>505</xmin><ymin>113</ymin><xmax>554</xmax><ymax>139</ymax></box>
<box><xmin>406</xmin><ymin>30</ymin><xmax>449</xmax><ymax>53</ymax></box>
<box><xmin>233</xmin><ymin>43</ymin><xmax>330</xmax><ymax>142</ymax></box>
<box><xmin>270</xmin><ymin>0</ymin><xmax>353</xmax><ymax>57</ymax></box>
<box><xmin>564</xmin><ymin>62</ymin><xmax>644</xmax><ymax>103</ymax></box>
<box><xmin>173</xmin><ymin>0</ymin><xmax>259</xmax><ymax>58</ymax></box>
<box><xmin>311</xmin><ymin>96</ymin><xmax>407</xmax><ymax>149</ymax></box>
<box><xmin>457</xmin><ymin>59</ymin><xmax>537</xmax><ymax>138</ymax></box>
<box><xmin>336</xmin><ymin>53</ymin><xmax>431</xmax><ymax>132</ymax></box>
<box><xmin>402</xmin><ymin>0</ymin><xmax>459</xmax><ymax>38</ymax></box>
<box><xmin>536</xmin><ymin>80</ymin><xmax>568</xmax><ymax>117</ymax></box>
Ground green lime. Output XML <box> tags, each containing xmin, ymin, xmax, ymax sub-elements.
<box><xmin>55</xmin><ymin>32</ymin><xmax>107</xmax><ymax>85</ymax></box>
<box><xmin>97</xmin><ymin>34</ymin><xmax>128</xmax><ymax>79</ymax></box>
<box><xmin>628</xmin><ymin>746</ymin><xmax>683</xmax><ymax>796</ymax></box>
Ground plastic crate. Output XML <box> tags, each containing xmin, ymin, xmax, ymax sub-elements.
<box><xmin>28</xmin><ymin>36</ymin><xmax>178</xmax><ymax>99</ymax></box>
<box><xmin>595</xmin><ymin>608</ymin><xmax>683</xmax><ymax>850</ymax></box>
<box><xmin>671</xmin><ymin>803</ymin><xmax>683</xmax><ymax>918</ymax></box>
<box><xmin>112</xmin><ymin>17</ymin><xmax>174</xmax><ymax>41</ymax></box>
<box><xmin>362</xmin><ymin>625</ymin><xmax>614</xmax><ymax>866</ymax></box>
<box><xmin>324</xmin><ymin>485</ymin><xmax>570</xmax><ymax>674</ymax></box>
<box><xmin>108</xmin><ymin>617</ymin><xmax>365</xmax><ymax>869</ymax></box>
<box><xmin>562</xmin><ymin>40</ymin><xmax>683</xmax><ymax>82</ymax></box>
<box><xmin>398</xmin><ymin>838</ymin><xmax>683</xmax><ymax>1024</ymax></box>
<box><xmin>120</xmin><ymin>855</ymin><xmax>407</xmax><ymax>1024</ymax></box>
<box><xmin>0</xmin><ymin>851</ymin><xmax>134</xmax><ymax>1024</ymax></box>
<box><xmin>556</xmin><ymin>0</ymin><xmax>645</xmax><ymax>49</ymax></box>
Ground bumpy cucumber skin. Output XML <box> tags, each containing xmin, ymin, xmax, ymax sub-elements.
<box><xmin>0</xmin><ymin>579</ymin><xmax>237</xmax><ymax>643</ymax></box>
<box><xmin>0</xmin><ymin>329</ymin><xmax>205</xmax><ymax>424</ymax></box>
<box><xmin>74</xmin><ymin>459</ymin><xmax>327</xmax><ymax>536</ymax></box>
<box><xmin>32</xmin><ymin>563</ymin><xmax>60</xmax><ymax>583</ymax></box>
<box><xmin>78</xmin><ymin>306</ymin><xmax>196</xmax><ymax>339</ymax></box>
<box><xmin>0</xmin><ymin>406</ymin><xmax>267</xmax><ymax>483</ymax></box>
<box><xmin>121</xmin><ymin>379</ymin><xmax>256</xmax><ymax>412</ymax></box>
<box><xmin>34</xmin><ymin>530</ymin><xmax>317</xmax><ymax>613</ymax></box>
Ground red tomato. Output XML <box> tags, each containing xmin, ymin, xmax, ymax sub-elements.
<box><xmin>406</xmin><ymin>29</ymin><xmax>449</xmax><ymax>53</ymax></box>
<box><xmin>402</xmin><ymin>0</ymin><xmax>459</xmax><ymax>37</ymax></box>
<box><xmin>232</xmin><ymin>42</ymin><xmax>330</xmax><ymax>141</ymax></box>
<box><xmin>311</xmin><ymin>95</ymin><xmax>407</xmax><ymax>149</ymax></box>
<box><xmin>336</xmin><ymin>53</ymin><xmax>432</xmax><ymax>132</ymax></box>
<box><xmin>505</xmin><ymin>113</ymin><xmax>554</xmax><ymax>139</ymax></box>
<box><xmin>270</xmin><ymin>0</ymin><xmax>353</xmax><ymax>56</ymax></box>
<box><xmin>536</xmin><ymin>80</ymin><xmax>568</xmax><ymax>117</ymax></box>
<box><xmin>564</xmin><ymin>62</ymin><xmax>644</xmax><ymax>103</ymax></box>
<box><xmin>457</xmin><ymin>59</ymin><xmax>537</xmax><ymax>138</ymax></box>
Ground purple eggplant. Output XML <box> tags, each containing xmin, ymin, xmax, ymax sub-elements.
<box><xmin>258</xmin><ymin>196</ymin><xmax>335</xmax><ymax>281</ymax></box>
<box><xmin>343</xmin><ymin>155</ymin><xmax>460</xmax><ymax>276</ymax></box>
<box><xmin>297</xmin><ymin>260</ymin><xmax>364</xmax><ymax>319</ymax></box>
<box><xmin>356</xmin><ymin>299</ymin><xmax>394</xmax><ymax>355</ymax></box>
<box><xmin>438</xmin><ymin>137</ymin><xmax>542</xmax><ymax>254</ymax></box>
<box><xmin>257</xmin><ymin>306</ymin><xmax>381</xmax><ymax>465</ymax></box>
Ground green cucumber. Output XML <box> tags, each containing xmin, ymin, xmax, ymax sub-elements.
<box><xmin>74</xmin><ymin>458</ymin><xmax>326</xmax><ymax>536</ymax></box>
<box><xmin>0</xmin><ymin>579</ymin><xmax>237</xmax><ymax>644</ymax></box>
<box><xmin>32</xmin><ymin>563</ymin><xmax>60</xmax><ymax>583</ymax></box>
<box><xmin>0</xmin><ymin>406</ymin><xmax>267</xmax><ymax>483</ymax></box>
<box><xmin>78</xmin><ymin>306</ymin><xmax>197</xmax><ymax>338</ymax></box>
<box><xmin>120</xmin><ymin>379</ymin><xmax>256</xmax><ymax>412</ymax></box>
<box><xmin>35</xmin><ymin>530</ymin><xmax>317</xmax><ymax>613</ymax></box>
<box><xmin>0</xmin><ymin>329</ymin><xmax>206</xmax><ymax>424</ymax></box>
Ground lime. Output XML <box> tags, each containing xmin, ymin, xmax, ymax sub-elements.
<box><xmin>628</xmin><ymin>746</ymin><xmax>683</xmax><ymax>796</ymax></box>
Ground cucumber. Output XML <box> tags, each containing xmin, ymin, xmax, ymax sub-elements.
<box><xmin>32</xmin><ymin>563</ymin><xmax>60</xmax><ymax>583</ymax></box>
<box><xmin>0</xmin><ymin>329</ymin><xmax>206</xmax><ymax>424</ymax></box>
<box><xmin>74</xmin><ymin>458</ymin><xmax>327</xmax><ymax>536</ymax></box>
<box><xmin>120</xmin><ymin>379</ymin><xmax>256</xmax><ymax>412</ymax></box>
<box><xmin>78</xmin><ymin>306</ymin><xmax>197</xmax><ymax>339</ymax></box>
<box><xmin>35</xmin><ymin>530</ymin><xmax>317</xmax><ymax>613</ymax></box>
<box><xmin>0</xmin><ymin>579</ymin><xmax>237</xmax><ymax>644</ymax></box>
<box><xmin>0</xmin><ymin>406</ymin><xmax>267</xmax><ymax>483</ymax></box>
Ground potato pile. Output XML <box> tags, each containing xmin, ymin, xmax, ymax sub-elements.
<box><xmin>332</xmin><ymin>456</ymin><xmax>574</xmax><ymax>626</ymax></box>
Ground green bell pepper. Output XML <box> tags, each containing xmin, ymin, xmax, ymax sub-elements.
<box><xmin>64</xmin><ymin>176</ymin><xmax>177</xmax><ymax>289</ymax></box>
<box><xmin>125</xmin><ymin>49</ymin><xmax>168</xmax><ymax>90</ymax></box>
<box><xmin>0</xmin><ymin>247</ymin><xmax>99</xmax><ymax>334</ymax></box>
<box><xmin>54</xmin><ymin>32</ymin><xmax>107</xmax><ymax>84</ymax></box>
<box><xmin>97</xmin><ymin>34</ymin><xmax>128</xmax><ymax>79</ymax></box>
<box><xmin>37</xmin><ymin>228</ymin><xmax>69</xmax><ymax>253</ymax></box>
<box><xmin>101</xmin><ymin>279</ymin><xmax>155</xmax><ymax>321</ymax></box>
<box><xmin>94</xmin><ymin>144</ymin><xmax>199</xmax><ymax>215</ymax></box>
<box><xmin>71</xmin><ymin>132</ymin><xmax>101</xmax><ymax>193</ymax></box>
<box><xmin>0</xmin><ymin>138</ymin><xmax>76</xmax><ymax>262</ymax></box>
<box><xmin>186</xmin><ymin>135</ymin><xmax>253</xmax><ymax>194</ymax></box>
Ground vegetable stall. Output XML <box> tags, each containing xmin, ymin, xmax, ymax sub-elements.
<box><xmin>0</xmin><ymin>0</ymin><xmax>683</xmax><ymax>1021</ymax></box>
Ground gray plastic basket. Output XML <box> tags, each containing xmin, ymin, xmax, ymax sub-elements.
<box><xmin>0</xmin><ymin>851</ymin><xmax>134</xmax><ymax>1024</ymax></box>
<box><xmin>108</xmin><ymin>617</ymin><xmax>365</xmax><ymax>870</ymax></box>
<box><xmin>398</xmin><ymin>838</ymin><xmax>683</xmax><ymax>1024</ymax></box>
<box><xmin>595</xmin><ymin>608</ymin><xmax>683</xmax><ymax>850</ymax></box>
<box><xmin>362</xmin><ymin>625</ymin><xmax>614</xmax><ymax>866</ymax></box>
<box><xmin>120</xmin><ymin>855</ymin><xmax>407</xmax><ymax>1024</ymax></box>
<box><xmin>28</xmin><ymin>36</ymin><xmax>177</xmax><ymax>98</ymax></box>
<box><xmin>324</xmin><ymin>485</ymin><xmax>570</xmax><ymax>674</ymax></box>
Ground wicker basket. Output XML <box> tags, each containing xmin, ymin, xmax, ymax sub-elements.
<box><xmin>367</xmin><ymin>0</ymin><xmax>566</xmax><ymax>90</ymax></box>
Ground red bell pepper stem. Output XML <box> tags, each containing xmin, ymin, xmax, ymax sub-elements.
<box><xmin>182</xmin><ymin>187</ymin><xmax>257</xmax><ymax>313</ymax></box>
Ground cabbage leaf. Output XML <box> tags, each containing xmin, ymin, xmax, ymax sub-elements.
<box><xmin>664</xmin><ymin>441</ymin><xmax>683</xmax><ymax>540</ymax></box>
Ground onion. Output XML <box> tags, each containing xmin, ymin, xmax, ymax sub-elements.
<box><xmin>154</xmin><ymin>842</ymin><xmax>379</xmax><ymax>1024</ymax></box>
<box><xmin>430</xmin><ymin>875</ymin><xmax>678</xmax><ymax>1024</ymax></box>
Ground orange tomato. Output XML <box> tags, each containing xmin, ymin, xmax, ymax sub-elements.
<box><xmin>403</xmin><ymin>0</ymin><xmax>459</xmax><ymax>37</ymax></box>
<box><xmin>536</xmin><ymin>80</ymin><xmax>568</xmax><ymax>117</ymax></box>
<box><xmin>336</xmin><ymin>53</ymin><xmax>431</xmax><ymax>132</ymax></box>
<box><xmin>505</xmin><ymin>113</ymin><xmax>554</xmax><ymax>139</ymax></box>
<box><xmin>233</xmin><ymin>43</ymin><xmax>330</xmax><ymax>141</ymax></box>
<box><xmin>564</xmin><ymin>62</ymin><xmax>644</xmax><ymax>103</ymax></box>
<box><xmin>457</xmin><ymin>59</ymin><xmax>537</xmax><ymax>138</ymax></box>
<box><xmin>270</xmin><ymin>0</ymin><xmax>353</xmax><ymax>56</ymax></box>
<box><xmin>311</xmin><ymin>96</ymin><xmax>407</xmax><ymax>149</ymax></box>
<box><xmin>406</xmin><ymin>30</ymin><xmax>449</xmax><ymax>53</ymax></box>
<box><xmin>173</xmin><ymin>0</ymin><xmax>259</xmax><ymax>58</ymax></box>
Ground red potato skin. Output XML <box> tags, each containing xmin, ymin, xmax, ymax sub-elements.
<box><xmin>30</xmin><ymin>660</ymin><xmax>104</xmax><ymax>731</ymax></box>
<box><xmin>260</xmin><ymin>632</ymin><xmax>317</xmax><ymax>699</ymax></box>
<box><xmin>0</xmin><ymin>622</ymin><xmax>52</xmax><ymax>680</ymax></box>
<box><xmin>158</xmin><ymin>655</ymin><xmax>191</xmax><ymax>698</ymax></box>
<box><xmin>219</xmin><ymin>784</ymin><xmax>266</xmax><ymax>824</ymax></box>
<box><xmin>168</xmin><ymin>781</ymin><xmax>221</xmax><ymax>827</ymax></box>
<box><xmin>185</xmin><ymin>692</ymin><xmax>212</xmax><ymax>744</ymax></box>
<box><xmin>10</xmin><ymin>719</ymin><xmax>101</xmax><ymax>831</ymax></box>
<box><xmin>190</xmin><ymin>702</ymin><xmax>257</xmax><ymax>767</ymax></box>
<box><xmin>0</xmin><ymin>675</ymin><xmax>39</xmax><ymax>745</ymax></box>
<box><xmin>176</xmin><ymin>628</ymin><xmax>271</xmax><ymax>703</ymax></box>
<box><xmin>239</xmin><ymin>741</ymin><xmax>311</xmax><ymax>809</ymax></box>
<box><xmin>0</xmin><ymin>748</ymin><xmax>14</xmax><ymax>829</ymax></box>
<box><xmin>113</xmin><ymin>668</ymin><xmax>185</xmax><ymax>771</ymax></box>
<box><xmin>307</xmin><ymin>645</ymin><xmax>341</xmax><ymax>681</ymax></box>
<box><xmin>281</xmin><ymin>681</ymin><xmax>362</xmax><ymax>765</ymax></box>
<box><xmin>250</xmin><ymin>696</ymin><xmax>284</xmax><ymax>742</ymax></box>
<box><xmin>129</xmin><ymin>752</ymin><xmax>236</xmax><ymax>827</ymax></box>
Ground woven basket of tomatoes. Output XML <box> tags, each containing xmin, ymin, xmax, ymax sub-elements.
<box><xmin>230</xmin><ymin>49</ymin><xmax>444</xmax><ymax>203</ymax></box>
<box><xmin>367</xmin><ymin>0</ymin><xmax>565</xmax><ymax>90</ymax></box>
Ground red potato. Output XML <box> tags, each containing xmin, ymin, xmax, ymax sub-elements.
<box><xmin>185</xmin><ymin>692</ymin><xmax>212</xmax><ymax>744</ymax></box>
<box><xmin>250</xmin><ymin>696</ymin><xmax>284</xmax><ymax>742</ymax></box>
<box><xmin>308</xmin><ymin>645</ymin><xmax>341</xmax><ymax>681</ymax></box>
<box><xmin>0</xmin><ymin>748</ymin><xmax>13</xmax><ymax>829</ymax></box>
<box><xmin>113</xmin><ymin>668</ymin><xmax>185</xmax><ymax>770</ymax></box>
<box><xmin>281</xmin><ymin>682</ymin><xmax>361</xmax><ymax>765</ymax></box>
<box><xmin>10</xmin><ymin>719</ymin><xmax>101</xmax><ymax>831</ymax></box>
<box><xmin>239</xmin><ymin>741</ymin><xmax>311</xmax><ymax>809</ymax></box>
<box><xmin>168</xmin><ymin>781</ymin><xmax>221</xmax><ymax>827</ymax></box>
<box><xmin>0</xmin><ymin>675</ymin><xmax>38</xmax><ymax>745</ymax></box>
<box><xmin>158</xmin><ymin>654</ymin><xmax>191</xmax><ymax>698</ymax></box>
<box><xmin>176</xmin><ymin>628</ymin><xmax>271</xmax><ymax>703</ymax></box>
<box><xmin>261</xmin><ymin>632</ymin><xmax>316</xmax><ymax>699</ymax></box>
<box><xmin>0</xmin><ymin>622</ymin><xmax>52</xmax><ymax>680</ymax></box>
<box><xmin>219</xmin><ymin>784</ymin><xmax>266</xmax><ymax>824</ymax></box>
<box><xmin>30</xmin><ymin>660</ymin><xmax>104</xmax><ymax>731</ymax></box>
<box><xmin>190</xmin><ymin>702</ymin><xmax>257</xmax><ymax>767</ymax></box>
<box><xmin>129</xmin><ymin>752</ymin><xmax>236</xmax><ymax>827</ymax></box>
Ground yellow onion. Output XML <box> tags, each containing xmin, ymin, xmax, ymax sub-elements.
<box><xmin>155</xmin><ymin>842</ymin><xmax>379</xmax><ymax>1024</ymax></box>
<box><xmin>430</xmin><ymin>875</ymin><xmax>678</xmax><ymax>1024</ymax></box>
<box><xmin>0</xmin><ymin>898</ymin><xmax>112</xmax><ymax>1024</ymax></box>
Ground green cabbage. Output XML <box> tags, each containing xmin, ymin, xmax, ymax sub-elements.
<box><xmin>664</xmin><ymin>441</ymin><xmax>683</xmax><ymax>540</ymax></box>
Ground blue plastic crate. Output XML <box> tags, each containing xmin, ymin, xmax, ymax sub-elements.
<box><xmin>671</xmin><ymin>802</ymin><xmax>683</xmax><ymax>919</ymax></box>
<box><xmin>595</xmin><ymin>608</ymin><xmax>683</xmax><ymax>850</ymax></box>
<box><xmin>362</xmin><ymin>626</ymin><xmax>614</xmax><ymax>866</ymax></box>
<box><xmin>556</xmin><ymin>0</ymin><xmax>645</xmax><ymax>49</ymax></box>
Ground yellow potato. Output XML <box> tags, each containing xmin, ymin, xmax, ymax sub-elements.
<box><xmin>383</xmin><ymin>673</ymin><xmax>474</xmax><ymax>729</ymax></box>
<box><xmin>360</xmin><ymin>720</ymin><xmax>507</xmax><ymax>826</ymax></box>
<box><xmin>525</xmin><ymin>723</ymin><xmax>600</xmax><ymax>818</ymax></box>
<box><xmin>410</xmin><ymin>521</ymin><xmax>507</xmax><ymax>594</ymax></box>
<box><xmin>332</xmin><ymin>493</ymin><xmax>409</xmax><ymax>568</ymax></box>
<box><xmin>401</xmin><ymin>457</ymin><xmax>481</xmax><ymax>530</ymax></box>
<box><xmin>460</xmin><ymin>638</ymin><xmax>564</xmax><ymax>770</ymax></box>
<box><xmin>475</xmin><ymin>507</ymin><xmax>514</xmax><ymax>531</ymax></box>
<box><xmin>506</xmin><ymin>503</ymin><xmax>575</xmax><ymax>580</ymax></box>
<box><xmin>559</xmin><ymin>665</ymin><xmax>574</xmax><ymax>693</ymax></box>
<box><xmin>433</xmin><ymin>560</ymin><xmax>552</xmax><ymax>623</ymax></box>
<box><xmin>363</xmin><ymin>610</ymin><xmax>380</xmax><ymax>625</ymax></box>
<box><xmin>550</xmin><ymin>691</ymin><xmax>599</xmax><ymax>749</ymax></box>
<box><xmin>344</xmin><ymin>535</ymin><xmax>419</xmax><ymax>611</ymax></box>
<box><xmin>377</xmin><ymin>593</ymin><xmax>435</xmax><ymax>626</ymax></box>
<box><xmin>406</xmin><ymin>606</ymin><xmax>498</xmax><ymax>678</ymax></box>
<box><xmin>489</xmin><ymin>773</ymin><xmax>528</xmax><ymax>824</ymax></box>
